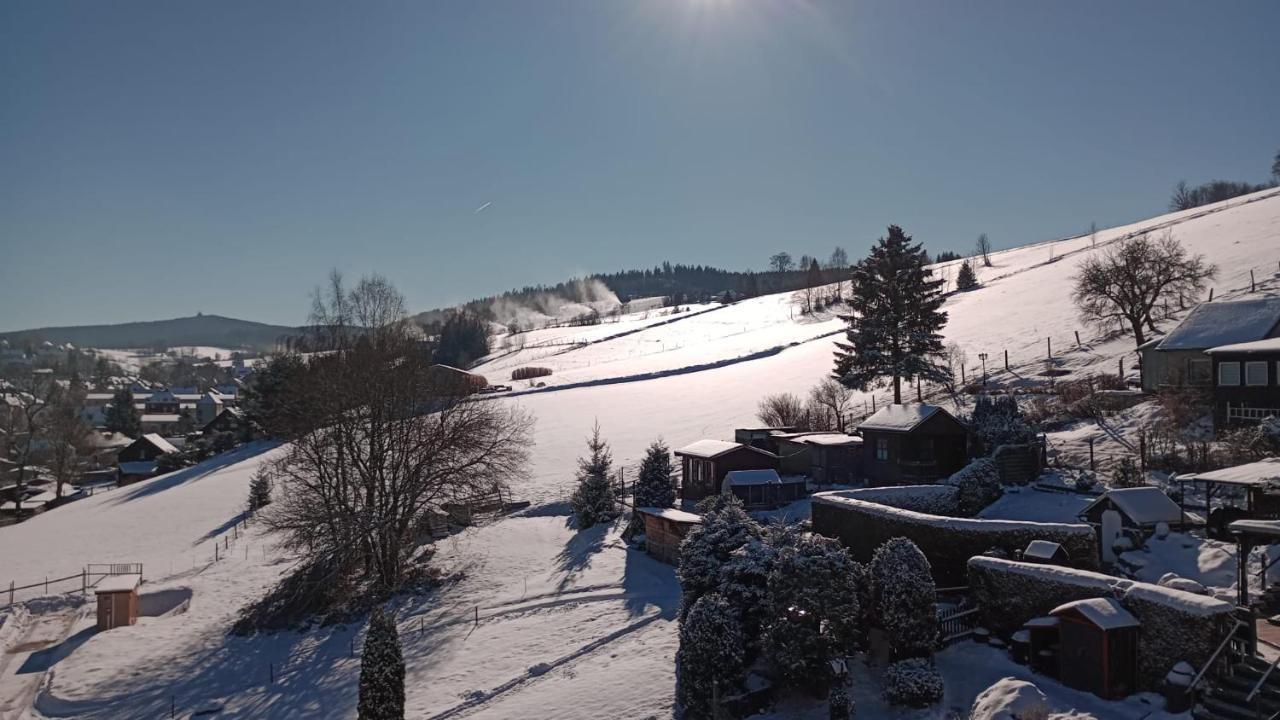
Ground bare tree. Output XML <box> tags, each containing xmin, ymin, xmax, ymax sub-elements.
<box><xmin>975</xmin><ymin>233</ymin><xmax>992</xmax><ymax>267</ymax></box>
<box><xmin>807</xmin><ymin>379</ymin><xmax>854</xmax><ymax>433</ymax></box>
<box><xmin>756</xmin><ymin>393</ymin><xmax>809</xmax><ymax>430</ymax></box>
<box><xmin>262</xmin><ymin>274</ymin><xmax>534</xmax><ymax>593</ymax></box>
<box><xmin>1072</xmin><ymin>231</ymin><xmax>1216</xmax><ymax>347</ymax></box>
<box><xmin>3</xmin><ymin>369</ymin><xmax>59</xmax><ymax>518</ymax></box>
<box><xmin>41</xmin><ymin>388</ymin><xmax>91</xmax><ymax>501</ymax></box>
<box><xmin>769</xmin><ymin>252</ymin><xmax>795</xmax><ymax>273</ymax></box>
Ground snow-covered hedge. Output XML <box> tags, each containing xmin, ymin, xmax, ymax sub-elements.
<box><xmin>831</xmin><ymin>485</ymin><xmax>960</xmax><ymax>515</ymax></box>
<box><xmin>811</xmin><ymin>492</ymin><xmax>1097</xmax><ymax>585</ymax></box>
<box><xmin>941</xmin><ymin>458</ymin><xmax>1003</xmax><ymax>516</ymax></box>
<box><xmin>882</xmin><ymin>658</ymin><xmax>944</xmax><ymax>707</ymax></box>
<box><xmin>967</xmin><ymin>557</ymin><xmax>1235</xmax><ymax>690</ymax></box>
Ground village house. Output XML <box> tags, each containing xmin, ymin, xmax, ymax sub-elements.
<box><xmin>202</xmin><ymin>406</ymin><xmax>253</xmax><ymax>441</ymax></box>
<box><xmin>1204</xmin><ymin>337</ymin><xmax>1280</xmax><ymax>429</ymax></box>
<box><xmin>856</xmin><ymin>403</ymin><xmax>969</xmax><ymax>486</ymax></box>
<box><xmin>771</xmin><ymin>431</ymin><xmax>863</xmax><ymax>485</ymax></box>
<box><xmin>673</xmin><ymin>440</ymin><xmax>777</xmax><ymax>503</ymax></box>
<box><xmin>1138</xmin><ymin>297</ymin><xmax>1280</xmax><ymax>392</ymax></box>
<box><xmin>116</xmin><ymin>434</ymin><xmax>180</xmax><ymax>484</ymax></box>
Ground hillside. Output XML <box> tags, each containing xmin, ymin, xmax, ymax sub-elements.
<box><xmin>0</xmin><ymin>314</ymin><xmax>301</xmax><ymax>352</ymax></box>
<box><xmin>1</xmin><ymin>187</ymin><xmax>1278</xmax><ymax>718</ymax></box>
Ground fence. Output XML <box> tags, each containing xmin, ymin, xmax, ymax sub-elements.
<box><xmin>5</xmin><ymin>563</ymin><xmax>144</xmax><ymax>608</ymax></box>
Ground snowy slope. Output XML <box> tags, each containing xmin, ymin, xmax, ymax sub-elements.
<box><xmin>1</xmin><ymin>187</ymin><xmax>1278</xmax><ymax>719</ymax></box>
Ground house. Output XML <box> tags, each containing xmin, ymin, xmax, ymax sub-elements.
<box><xmin>116</xmin><ymin>434</ymin><xmax>179</xmax><ymax>483</ymax></box>
<box><xmin>139</xmin><ymin>413</ymin><xmax>181</xmax><ymax>435</ymax></box>
<box><xmin>635</xmin><ymin>507</ymin><xmax>701</xmax><ymax>565</ymax></box>
<box><xmin>144</xmin><ymin>388</ymin><xmax>180</xmax><ymax>415</ymax></box>
<box><xmin>195</xmin><ymin>392</ymin><xmax>224</xmax><ymax>426</ymax></box>
<box><xmin>1138</xmin><ymin>297</ymin><xmax>1280</xmax><ymax>392</ymax></box>
<box><xmin>1022</xmin><ymin>539</ymin><xmax>1070</xmax><ymax>565</ymax></box>
<box><xmin>857</xmin><ymin>403</ymin><xmax>969</xmax><ymax>486</ymax></box>
<box><xmin>1204</xmin><ymin>337</ymin><xmax>1280</xmax><ymax>429</ymax></box>
<box><xmin>1048</xmin><ymin>597</ymin><xmax>1140</xmax><ymax>699</ymax></box>
<box><xmin>202</xmin><ymin>407</ymin><xmax>253</xmax><ymax>441</ymax></box>
<box><xmin>772</xmin><ymin>432</ymin><xmax>863</xmax><ymax>485</ymax></box>
<box><xmin>674</xmin><ymin>440</ymin><xmax>778</xmax><ymax>503</ymax></box>
<box><xmin>721</xmin><ymin>469</ymin><xmax>806</xmax><ymax>509</ymax></box>
<box><xmin>1079</xmin><ymin>487</ymin><xmax>1184</xmax><ymax>562</ymax></box>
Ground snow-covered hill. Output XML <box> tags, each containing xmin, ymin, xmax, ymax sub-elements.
<box><xmin>1</xmin><ymin>187</ymin><xmax>1278</xmax><ymax>719</ymax></box>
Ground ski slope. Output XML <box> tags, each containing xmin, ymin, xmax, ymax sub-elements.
<box><xmin>1</xmin><ymin>187</ymin><xmax>1278</xmax><ymax>719</ymax></box>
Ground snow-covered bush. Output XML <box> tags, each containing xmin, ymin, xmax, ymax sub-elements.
<box><xmin>677</xmin><ymin>593</ymin><xmax>747</xmax><ymax>720</ymax></box>
<box><xmin>869</xmin><ymin>538</ymin><xmax>937</xmax><ymax>659</ymax></box>
<box><xmin>882</xmin><ymin>658</ymin><xmax>944</xmax><ymax>707</ymax></box>
<box><xmin>569</xmin><ymin>423</ymin><xmax>617</xmax><ymax>528</ymax></box>
<box><xmin>1221</xmin><ymin>415</ymin><xmax>1280</xmax><ymax>464</ymax></box>
<box><xmin>761</xmin><ymin>531</ymin><xmax>862</xmax><ymax>688</ymax></box>
<box><xmin>1111</xmin><ymin>456</ymin><xmax>1144</xmax><ymax>488</ymax></box>
<box><xmin>358</xmin><ymin>607</ymin><xmax>405</xmax><ymax>720</ymax></box>
<box><xmin>835</xmin><ymin>485</ymin><xmax>959</xmax><ymax>515</ymax></box>
<box><xmin>248</xmin><ymin>466</ymin><xmax>272</xmax><ymax>511</ymax></box>
<box><xmin>971</xmin><ymin>394</ymin><xmax>1037</xmax><ymax>452</ymax></box>
<box><xmin>969</xmin><ymin>677</ymin><xmax>1049</xmax><ymax>720</ymax></box>
<box><xmin>942</xmin><ymin>458</ymin><xmax>1003</xmax><ymax>516</ymax></box>
<box><xmin>828</xmin><ymin>682</ymin><xmax>852</xmax><ymax>720</ymax></box>
<box><xmin>1074</xmin><ymin>471</ymin><xmax>1097</xmax><ymax>492</ymax></box>
<box><xmin>677</xmin><ymin>495</ymin><xmax>759</xmax><ymax>622</ymax></box>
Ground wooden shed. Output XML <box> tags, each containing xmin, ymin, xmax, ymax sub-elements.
<box><xmin>674</xmin><ymin>440</ymin><xmax>778</xmax><ymax>503</ymax></box>
<box><xmin>636</xmin><ymin>507</ymin><xmax>701</xmax><ymax>565</ymax></box>
<box><xmin>1049</xmin><ymin>597</ymin><xmax>1140</xmax><ymax>700</ymax></box>
<box><xmin>733</xmin><ymin>426</ymin><xmax>797</xmax><ymax>454</ymax></box>
<box><xmin>1079</xmin><ymin>487</ymin><xmax>1184</xmax><ymax>563</ymax></box>
<box><xmin>772</xmin><ymin>432</ymin><xmax>864</xmax><ymax>485</ymax></box>
<box><xmin>96</xmin><ymin>574</ymin><xmax>141</xmax><ymax>631</ymax></box>
<box><xmin>1022</xmin><ymin>539</ymin><xmax>1070</xmax><ymax>566</ymax></box>
<box><xmin>721</xmin><ymin>469</ymin><xmax>806</xmax><ymax>510</ymax></box>
<box><xmin>857</xmin><ymin>404</ymin><xmax>969</xmax><ymax>487</ymax></box>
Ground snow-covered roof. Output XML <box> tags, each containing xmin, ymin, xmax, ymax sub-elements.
<box><xmin>1228</xmin><ymin>519</ymin><xmax>1280</xmax><ymax>539</ymax></box>
<box><xmin>1050</xmin><ymin>597</ymin><xmax>1139</xmax><ymax>630</ymax></box>
<box><xmin>197</xmin><ymin>392</ymin><xmax>224</xmax><ymax>404</ymax></box>
<box><xmin>675</xmin><ymin>439</ymin><xmax>747</xmax><ymax>458</ymax></box>
<box><xmin>147</xmin><ymin>388</ymin><xmax>179</xmax><ymax>403</ymax></box>
<box><xmin>1182</xmin><ymin>458</ymin><xmax>1280</xmax><ymax>487</ymax></box>
<box><xmin>724</xmin><ymin>469</ymin><xmax>783</xmax><ymax>486</ymax></box>
<box><xmin>95</xmin><ymin>574</ymin><xmax>141</xmax><ymax>593</ymax></box>
<box><xmin>1207</xmin><ymin>337</ymin><xmax>1280</xmax><ymax>355</ymax></box>
<box><xmin>636</xmin><ymin>507</ymin><xmax>701</xmax><ymax>524</ymax></box>
<box><xmin>858</xmin><ymin>403</ymin><xmax>946</xmax><ymax>433</ymax></box>
<box><xmin>141</xmin><ymin>433</ymin><xmax>179</xmax><ymax>455</ymax></box>
<box><xmin>141</xmin><ymin>414</ymin><xmax>180</xmax><ymax>423</ymax></box>
<box><xmin>1155</xmin><ymin>298</ymin><xmax>1280</xmax><ymax>351</ymax></box>
<box><xmin>776</xmin><ymin>432</ymin><xmax>862</xmax><ymax>446</ymax></box>
<box><xmin>1085</xmin><ymin>487</ymin><xmax>1182</xmax><ymax>525</ymax></box>
<box><xmin>1023</xmin><ymin>540</ymin><xmax>1064</xmax><ymax>560</ymax></box>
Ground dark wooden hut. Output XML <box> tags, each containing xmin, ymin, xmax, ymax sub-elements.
<box><xmin>857</xmin><ymin>404</ymin><xmax>968</xmax><ymax>486</ymax></box>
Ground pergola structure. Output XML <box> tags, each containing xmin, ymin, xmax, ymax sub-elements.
<box><xmin>1178</xmin><ymin>459</ymin><xmax>1280</xmax><ymax>537</ymax></box>
<box><xmin>1228</xmin><ymin>519</ymin><xmax>1280</xmax><ymax>607</ymax></box>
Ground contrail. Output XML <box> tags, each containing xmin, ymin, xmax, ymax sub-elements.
<box><xmin>474</xmin><ymin>201</ymin><xmax>492</xmax><ymax>214</ymax></box>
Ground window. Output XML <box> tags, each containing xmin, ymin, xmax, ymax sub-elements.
<box><xmin>876</xmin><ymin>438</ymin><xmax>889</xmax><ymax>462</ymax></box>
<box><xmin>1188</xmin><ymin>359</ymin><xmax>1212</xmax><ymax>385</ymax></box>
<box><xmin>1219</xmin><ymin>362</ymin><xmax>1241</xmax><ymax>386</ymax></box>
<box><xmin>1246</xmin><ymin>361</ymin><xmax>1269</xmax><ymax>386</ymax></box>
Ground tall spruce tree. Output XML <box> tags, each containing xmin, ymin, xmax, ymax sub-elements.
<box><xmin>358</xmin><ymin>607</ymin><xmax>405</xmax><ymax>720</ymax></box>
<box><xmin>634</xmin><ymin>440</ymin><xmax>675</xmax><ymax>509</ymax></box>
<box><xmin>955</xmin><ymin>260</ymin><xmax>978</xmax><ymax>291</ymax></box>
<box><xmin>833</xmin><ymin>225</ymin><xmax>948</xmax><ymax>404</ymax></box>
<box><xmin>570</xmin><ymin>421</ymin><xmax>617</xmax><ymax>528</ymax></box>
<box><xmin>103</xmin><ymin>388</ymin><xmax>141</xmax><ymax>437</ymax></box>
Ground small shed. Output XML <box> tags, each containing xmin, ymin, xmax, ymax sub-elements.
<box><xmin>857</xmin><ymin>403</ymin><xmax>969</xmax><ymax>487</ymax></box>
<box><xmin>636</xmin><ymin>507</ymin><xmax>701</xmax><ymax>565</ymax></box>
<box><xmin>734</xmin><ymin>426</ymin><xmax>797</xmax><ymax>454</ymax></box>
<box><xmin>721</xmin><ymin>469</ymin><xmax>806</xmax><ymax>509</ymax></box>
<box><xmin>674</xmin><ymin>440</ymin><xmax>778</xmax><ymax>503</ymax></box>
<box><xmin>1022</xmin><ymin>540</ymin><xmax>1070</xmax><ymax>566</ymax></box>
<box><xmin>96</xmin><ymin>574</ymin><xmax>142</xmax><ymax>631</ymax></box>
<box><xmin>772</xmin><ymin>432</ymin><xmax>864</xmax><ymax>484</ymax></box>
<box><xmin>1049</xmin><ymin>597</ymin><xmax>1140</xmax><ymax>699</ymax></box>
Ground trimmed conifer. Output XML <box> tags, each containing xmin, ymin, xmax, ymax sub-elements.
<box><xmin>358</xmin><ymin>607</ymin><xmax>405</xmax><ymax>720</ymax></box>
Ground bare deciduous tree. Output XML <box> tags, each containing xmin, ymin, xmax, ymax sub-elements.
<box><xmin>769</xmin><ymin>252</ymin><xmax>794</xmax><ymax>273</ymax></box>
<box><xmin>807</xmin><ymin>379</ymin><xmax>854</xmax><ymax>433</ymax></box>
<box><xmin>1072</xmin><ymin>231</ymin><xmax>1216</xmax><ymax>347</ymax></box>
<box><xmin>2</xmin><ymin>369</ymin><xmax>59</xmax><ymax>518</ymax></box>
<box><xmin>756</xmin><ymin>393</ymin><xmax>809</xmax><ymax>430</ymax></box>
<box><xmin>975</xmin><ymin>233</ymin><xmax>992</xmax><ymax>267</ymax></box>
<box><xmin>41</xmin><ymin>389</ymin><xmax>91</xmax><ymax>501</ymax></box>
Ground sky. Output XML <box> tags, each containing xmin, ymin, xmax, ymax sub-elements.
<box><xmin>1</xmin><ymin>0</ymin><xmax>1277</xmax><ymax>331</ymax></box>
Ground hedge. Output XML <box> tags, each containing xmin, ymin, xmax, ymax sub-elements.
<box><xmin>811</xmin><ymin>491</ymin><xmax>1097</xmax><ymax>585</ymax></box>
<box><xmin>511</xmin><ymin>366</ymin><xmax>553</xmax><ymax>381</ymax></box>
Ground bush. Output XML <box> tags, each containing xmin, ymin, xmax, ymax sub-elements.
<box><xmin>511</xmin><ymin>366</ymin><xmax>553</xmax><ymax>381</ymax></box>
<box><xmin>883</xmin><ymin>658</ymin><xmax>944</xmax><ymax>707</ymax></box>
<box><xmin>358</xmin><ymin>606</ymin><xmax>405</xmax><ymax>720</ymax></box>
<box><xmin>971</xmin><ymin>395</ymin><xmax>1037</xmax><ymax>452</ymax></box>
<box><xmin>678</xmin><ymin>495</ymin><xmax>759</xmax><ymax>621</ymax></box>
<box><xmin>248</xmin><ymin>467</ymin><xmax>272</xmax><ymax>511</ymax></box>
<box><xmin>869</xmin><ymin>538</ymin><xmax>937</xmax><ymax>659</ymax></box>
<box><xmin>942</xmin><ymin>458</ymin><xmax>1003</xmax><ymax>516</ymax></box>
<box><xmin>1111</xmin><ymin>457</ymin><xmax>1143</xmax><ymax>488</ymax></box>
<box><xmin>677</xmin><ymin>593</ymin><xmax>747</xmax><ymax>719</ymax></box>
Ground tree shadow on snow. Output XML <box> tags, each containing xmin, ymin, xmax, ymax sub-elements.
<box><xmin>553</xmin><ymin>520</ymin><xmax>610</xmax><ymax>592</ymax></box>
<box><xmin>18</xmin><ymin>626</ymin><xmax>95</xmax><ymax>674</ymax></box>
<box><xmin>621</xmin><ymin>544</ymin><xmax>680</xmax><ymax>620</ymax></box>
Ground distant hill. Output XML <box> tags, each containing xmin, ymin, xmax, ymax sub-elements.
<box><xmin>0</xmin><ymin>314</ymin><xmax>301</xmax><ymax>352</ymax></box>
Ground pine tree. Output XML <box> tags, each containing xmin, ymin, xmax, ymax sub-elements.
<box><xmin>633</xmin><ymin>440</ymin><xmax>675</xmax><ymax>509</ymax></box>
<box><xmin>833</xmin><ymin>225</ymin><xmax>948</xmax><ymax>404</ymax></box>
<box><xmin>676</xmin><ymin>593</ymin><xmax>747</xmax><ymax>719</ymax></box>
<box><xmin>104</xmin><ymin>388</ymin><xmax>141</xmax><ymax>437</ymax></box>
<box><xmin>569</xmin><ymin>421</ymin><xmax>616</xmax><ymax>528</ymax></box>
<box><xmin>248</xmin><ymin>467</ymin><xmax>272</xmax><ymax>511</ymax></box>
<box><xmin>677</xmin><ymin>495</ymin><xmax>758</xmax><ymax>621</ymax></box>
<box><xmin>358</xmin><ymin>607</ymin><xmax>405</xmax><ymax>720</ymax></box>
<box><xmin>869</xmin><ymin>538</ymin><xmax>938</xmax><ymax>660</ymax></box>
<box><xmin>955</xmin><ymin>259</ymin><xmax>978</xmax><ymax>291</ymax></box>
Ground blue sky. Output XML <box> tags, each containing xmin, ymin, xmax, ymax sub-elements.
<box><xmin>2</xmin><ymin>0</ymin><xmax>1277</xmax><ymax>330</ymax></box>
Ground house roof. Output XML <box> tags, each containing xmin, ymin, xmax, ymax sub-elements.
<box><xmin>1182</xmin><ymin>458</ymin><xmax>1280</xmax><ymax>487</ymax></box>
<box><xmin>140</xmin><ymin>414</ymin><xmax>180</xmax><ymax>423</ymax></box>
<box><xmin>1084</xmin><ymin>487</ymin><xmax>1182</xmax><ymax>526</ymax></box>
<box><xmin>858</xmin><ymin>403</ymin><xmax>951</xmax><ymax>433</ymax></box>
<box><xmin>1024</xmin><ymin>540</ymin><xmax>1065</xmax><ymax>560</ymax></box>
<box><xmin>636</xmin><ymin>507</ymin><xmax>702</xmax><ymax>524</ymax></box>
<box><xmin>1228</xmin><ymin>519</ymin><xmax>1280</xmax><ymax>539</ymax></box>
<box><xmin>724</xmin><ymin>469</ymin><xmax>783</xmax><ymax>486</ymax></box>
<box><xmin>95</xmin><ymin>574</ymin><xmax>141</xmax><ymax>593</ymax></box>
<box><xmin>675</xmin><ymin>439</ymin><xmax>748</xmax><ymax>459</ymax></box>
<box><xmin>1206</xmin><ymin>337</ymin><xmax>1280</xmax><ymax>355</ymax></box>
<box><xmin>139</xmin><ymin>433</ymin><xmax>179</xmax><ymax>455</ymax></box>
<box><xmin>1155</xmin><ymin>298</ymin><xmax>1280</xmax><ymax>351</ymax></box>
<box><xmin>1050</xmin><ymin>597</ymin><xmax>1139</xmax><ymax>630</ymax></box>
<box><xmin>774</xmin><ymin>432</ymin><xmax>863</xmax><ymax>446</ymax></box>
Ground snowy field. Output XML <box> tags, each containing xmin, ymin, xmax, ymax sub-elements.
<box><xmin>1</xmin><ymin>187</ymin><xmax>1279</xmax><ymax>718</ymax></box>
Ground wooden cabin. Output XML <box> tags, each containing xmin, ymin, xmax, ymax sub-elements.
<box><xmin>1205</xmin><ymin>338</ymin><xmax>1280</xmax><ymax>431</ymax></box>
<box><xmin>96</xmin><ymin>574</ymin><xmax>141</xmax><ymax>631</ymax></box>
<box><xmin>733</xmin><ymin>426</ymin><xmax>797</xmax><ymax>454</ymax></box>
<box><xmin>721</xmin><ymin>469</ymin><xmax>806</xmax><ymax>510</ymax></box>
<box><xmin>857</xmin><ymin>404</ymin><xmax>968</xmax><ymax>487</ymax></box>
<box><xmin>674</xmin><ymin>440</ymin><xmax>778</xmax><ymax>502</ymax></box>
<box><xmin>771</xmin><ymin>432</ymin><xmax>863</xmax><ymax>485</ymax></box>
<box><xmin>636</xmin><ymin>507</ymin><xmax>701</xmax><ymax>565</ymax></box>
<box><xmin>1049</xmin><ymin>597</ymin><xmax>1140</xmax><ymax>700</ymax></box>
<box><xmin>202</xmin><ymin>407</ymin><xmax>253</xmax><ymax>441</ymax></box>
<box><xmin>1137</xmin><ymin>297</ymin><xmax>1280</xmax><ymax>393</ymax></box>
<box><xmin>115</xmin><ymin>434</ymin><xmax>180</xmax><ymax>484</ymax></box>
<box><xmin>427</xmin><ymin>364</ymin><xmax>489</xmax><ymax>395</ymax></box>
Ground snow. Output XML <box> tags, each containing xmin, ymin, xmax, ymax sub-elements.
<box><xmin>636</xmin><ymin>507</ymin><xmax>702</xmax><ymax>524</ymax></box>
<box><xmin>815</xmin><ymin>491</ymin><xmax>1094</xmax><ymax>537</ymax></box>
<box><xmin>1087</xmin><ymin>487</ymin><xmax>1183</xmax><ymax>525</ymax></box>
<box><xmin>674</xmin><ymin>439</ymin><xmax>747</xmax><ymax>458</ymax></box>
<box><xmin>140</xmin><ymin>433</ymin><xmax>179</xmax><ymax>455</ymax></box>
<box><xmin>1208</xmin><ymin>337</ymin><xmax>1280</xmax><ymax>354</ymax></box>
<box><xmin>723</xmin><ymin>469</ymin><xmax>783</xmax><ymax>486</ymax></box>
<box><xmin>1229</xmin><ymin>519</ymin><xmax>1280</xmax><ymax>538</ymax></box>
<box><xmin>980</xmin><ymin>488</ymin><xmax>1092</xmax><ymax>524</ymax></box>
<box><xmin>1183</xmin><ymin>457</ymin><xmax>1280</xmax><ymax>486</ymax></box>
<box><xmin>1155</xmin><ymin>296</ymin><xmax>1280</xmax><ymax>350</ymax></box>
<box><xmin>968</xmin><ymin>677</ymin><xmax>1048</xmax><ymax>720</ymax></box>
<box><xmin>857</xmin><ymin>403</ymin><xmax>943</xmax><ymax>432</ymax></box>
<box><xmin>1122</xmin><ymin>582</ymin><xmax>1233</xmax><ymax>617</ymax></box>
<box><xmin>94</xmin><ymin>574</ymin><xmax>141</xmax><ymax>593</ymax></box>
<box><xmin>779</xmin><ymin>432</ymin><xmax>861</xmax><ymax>446</ymax></box>
<box><xmin>1050</xmin><ymin>597</ymin><xmax>1140</xmax><ymax>630</ymax></box>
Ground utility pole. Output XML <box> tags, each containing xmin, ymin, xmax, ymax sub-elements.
<box><xmin>978</xmin><ymin>353</ymin><xmax>989</xmax><ymax>387</ymax></box>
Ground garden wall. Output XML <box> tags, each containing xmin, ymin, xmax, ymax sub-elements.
<box><xmin>811</xmin><ymin>490</ymin><xmax>1098</xmax><ymax>585</ymax></box>
<box><xmin>967</xmin><ymin>557</ymin><xmax>1236</xmax><ymax>691</ymax></box>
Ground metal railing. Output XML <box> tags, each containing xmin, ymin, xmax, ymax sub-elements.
<box><xmin>1187</xmin><ymin>619</ymin><xmax>1248</xmax><ymax>695</ymax></box>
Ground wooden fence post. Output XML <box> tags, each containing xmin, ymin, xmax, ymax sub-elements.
<box><xmin>1251</xmin><ymin>269</ymin><xmax>1256</xmax><ymax>292</ymax></box>
<box><xmin>1075</xmin><ymin>330</ymin><xmax>1081</xmax><ymax>348</ymax></box>
<box><xmin>1047</xmin><ymin>337</ymin><xmax>1052</xmax><ymax>359</ymax></box>
<box><xmin>1004</xmin><ymin>349</ymin><xmax>1009</xmax><ymax>371</ymax></box>
<box><xmin>1209</xmin><ymin>287</ymin><xmax>1215</xmax><ymax>301</ymax></box>
<box><xmin>1088</xmin><ymin>438</ymin><xmax>1095</xmax><ymax>472</ymax></box>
